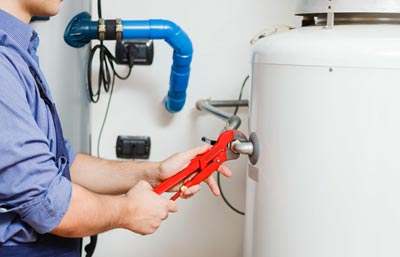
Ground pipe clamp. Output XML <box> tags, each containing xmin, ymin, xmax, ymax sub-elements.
<box><xmin>98</xmin><ymin>18</ymin><xmax>106</xmax><ymax>41</ymax></box>
<box><xmin>116</xmin><ymin>18</ymin><xmax>123</xmax><ymax>41</ymax></box>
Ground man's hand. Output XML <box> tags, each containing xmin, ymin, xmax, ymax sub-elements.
<box><xmin>156</xmin><ymin>145</ymin><xmax>232</xmax><ymax>199</ymax></box>
<box><xmin>51</xmin><ymin>181</ymin><xmax>178</xmax><ymax>238</ymax></box>
<box><xmin>123</xmin><ymin>181</ymin><xmax>178</xmax><ymax>235</ymax></box>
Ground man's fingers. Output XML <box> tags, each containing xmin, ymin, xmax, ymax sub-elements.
<box><xmin>218</xmin><ymin>165</ymin><xmax>232</xmax><ymax>177</ymax></box>
<box><xmin>168</xmin><ymin>200</ymin><xmax>178</xmax><ymax>213</ymax></box>
<box><xmin>181</xmin><ymin>185</ymin><xmax>201</xmax><ymax>199</ymax></box>
<box><xmin>161</xmin><ymin>212</ymin><xmax>169</xmax><ymax>220</ymax></box>
<box><xmin>177</xmin><ymin>166</ymin><xmax>232</xmax><ymax>198</ymax></box>
<box><xmin>205</xmin><ymin>176</ymin><xmax>220</xmax><ymax>196</ymax></box>
<box><xmin>184</xmin><ymin>144</ymin><xmax>211</xmax><ymax>160</ymax></box>
<box><xmin>180</xmin><ymin>166</ymin><xmax>232</xmax><ymax>198</ymax></box>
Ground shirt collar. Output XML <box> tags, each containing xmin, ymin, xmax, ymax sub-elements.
<box><xmin>0</xmin><ymin>9</ymin><xmax>37</xmax><ymax>53</ymax></box>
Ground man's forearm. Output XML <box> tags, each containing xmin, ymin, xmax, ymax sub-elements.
<box><xmin>51</xmin><ymin>183</ymin><xmax>128</xmax><ymax>237</ymax></box>
<box><xmin>70</xmin><ymin>153</ymin><xmax>160</xmax><ymax>195</ymax></box>
<box><xmin>51</xmin><ymin>181</ymin><xmax>178</xmax><ymax>237</ymax></box>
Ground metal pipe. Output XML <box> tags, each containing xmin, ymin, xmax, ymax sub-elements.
<box><xmin>196</xmin><ymin>99</ymin><xmax>232</xmax><ymax>120</ymax></box>
<box><xmin>196</xmin><ymin>99</ymin><xmax>248</xmax><ymax>130</ymax></box>
<box><xmin>206</xmin><ymin>100</ymin><xmax>249</xmax><ymax>108</ymax></box>
<box><xmin>226</xmin><ymin>116</ymin><xmax>242</xmax><ymax>130</ymax></box>
<box><xmin>231</xmin><ymin>141</ymin><xmax>254</xmax><ymax>155</ymax></box>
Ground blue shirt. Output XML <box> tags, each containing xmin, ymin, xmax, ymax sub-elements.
<box><xmin>0</xmin><ymin>10</ymin><xmax>76</xmax><ymax>245</ymax></box>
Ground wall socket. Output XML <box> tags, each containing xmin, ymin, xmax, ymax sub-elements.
<box><xmin>115</xmin><ymin>40</ymin><xmax>154</xmax><ymax>66</ymax></box>
<box><xmin>116</xmin><ymin>135</ymin><xmax>151</xmax><ymax>159</ymax></box>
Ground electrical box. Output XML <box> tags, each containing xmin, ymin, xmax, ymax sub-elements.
<box><xmin>116</xmin><ymin>136</ymin><xmax>151</xmax><ymax>159</ymax></box>
<box><xmin>115</xmin><ymin>40</ymin><xmax>154</xmax><ymax>66</ymax></box>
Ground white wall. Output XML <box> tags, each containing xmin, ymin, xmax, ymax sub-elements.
<box><xmin>33</xmin><ymin>0</ymin><xmax>91</xmax><ymax>153</ymax></box>
<box><xmin>87</xmin><ymin>1</ymin><xmax>300</xmax><ymax>256</ymax></box>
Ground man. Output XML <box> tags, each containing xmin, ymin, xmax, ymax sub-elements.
<box><xmin>0</xmin><ymin>0</ymin><xmax>231</xmax><ymax>256</ymax></box>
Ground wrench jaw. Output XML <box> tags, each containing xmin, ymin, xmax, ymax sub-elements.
<box><xmin>226</xmin><ymin>147</ymin><xmax>240</xmax><ymax>160</ymax></box>
<box><xmin>227</xmin><ymin>130</ymin><xmax>250</xmax><ymax>159</ymax></box>
<box><xmin>233</xmin><ymin>131</ymin><xmax>248</xmax><ymax>143</ymax></box>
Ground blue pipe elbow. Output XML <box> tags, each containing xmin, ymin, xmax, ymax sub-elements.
<box><xmin>64</xmin><ymin>12</ymin><xmax>193</xmax><ymax>113</ymax></box>
<box><xmin>64</xmin><ymin>12</ymin><xmax>97</xmax><ymax>48</ymax></box>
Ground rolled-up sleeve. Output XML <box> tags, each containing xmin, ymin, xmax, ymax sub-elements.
<box><xmin>0</xmin><ymin>53</ymin><xmax>71</xmax><ymax>234</ymax></box>
<box><xmin>65</xmin><ymin>139</ymin><xmax>77</xmax><ymax>165</ymax></box>
<box><xmin>13</xmin><ymin>175</ymin><xmax>72</xmax><ymax>234</ymax></box>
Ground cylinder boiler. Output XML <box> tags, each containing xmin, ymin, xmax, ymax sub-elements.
<box><xmin>245</xmin><ymin>1</ymin><xmax>400</xmax><ymax>256</ymax></box>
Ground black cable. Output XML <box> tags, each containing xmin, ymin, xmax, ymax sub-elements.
<box><xmin>217</xmin><ymin>172</ymin><xmax>245</xmax><ymax>215</ymax></box>
<box><xmin>97</xmin><ymin>0</ymin><xmax>102</xmax><ymax>19</ymax></box>
<box><xmin>87</xmin><ymin>44</ymin><xmax>132</xmax><ymax>103</ymax></box>
<box><xmin>217</xmin><ymin>75</ymin><xmax>250</xmax><ymax>216</ymax></box>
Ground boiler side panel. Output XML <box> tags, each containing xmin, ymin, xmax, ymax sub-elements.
<box><xmin>248</xmin><ymin>63</ymin><xmax>400</xmax><ymax>257</ymax></box>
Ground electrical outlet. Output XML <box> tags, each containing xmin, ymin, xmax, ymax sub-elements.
<box><xmin>116</xmin><ymin>136</ymin><xmax>151</xmax><ymax>159</ymax></box>
<box><xmin>115</xmin><ymin>40</ymin><xmax>154</xmax><ymax>66</ymax></box>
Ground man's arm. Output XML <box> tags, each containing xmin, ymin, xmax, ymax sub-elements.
<box><xmin>51</xmin><ymin>181</ymin><xmax>178</xmax><ymax>237</ymax></box>
<box><xmin>70</xmin><ymin>153</ymin><xmax>160</xmax><ymax>195</ymax></box>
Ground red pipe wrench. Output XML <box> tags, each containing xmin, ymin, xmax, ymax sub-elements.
<box><xmin>153</xmin><ymin>130</ymin><xmax>248</xmax><ymax>200</ymax></box>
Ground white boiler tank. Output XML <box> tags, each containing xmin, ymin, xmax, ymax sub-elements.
<box><xmin>245</xmin><ymin>1</ymin><xmax>400</xmax><ymax>257</ymax></box>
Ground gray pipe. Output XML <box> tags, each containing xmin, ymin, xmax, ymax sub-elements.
<box><xmin>196</xmin><ymin>99</ymin><xmax>248</xmax><ymax>130</ymax></box>
<box><xmin>231</xmin><ymin>141</ymin><xmax>254</xmax><ymax>155</ymax></box>
<box><xmin>205</xmin><ymin>100</ymin><xmax>249</xmax><ymax>108</ymax></box>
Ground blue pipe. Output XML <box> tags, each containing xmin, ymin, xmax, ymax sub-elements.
<box><xmin>64</xmin><ymin>12</ymin><xmax>193</xmax><ymax>113</ymax></box>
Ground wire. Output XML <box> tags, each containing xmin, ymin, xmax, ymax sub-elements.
<box><xmin>87</xmin><ymin>44</ymin><xmax>132</xmax><ymax>103</ymax></box>
<box><xmin>217</xmin><ymin>172</ymin><xmax>245</xmax><ymax>215</ymax></box>
<box><xmin>234</xmin><ymin>75</ymin><xmax>249</xmax><ymax>115</ymax></box>
<box><xmin>97</xmin><ymin>0</ymin><xmax>102</xmax><ymax>18</ymax></box>
<box><xmin>217</xmin><ymin>75</ymin><xmax>250</xmax><ymax>216</ymax></box>
<box><xmin>96</xmin><ymin>73</ymin><xmax>115</xmax><ymax>157</ymax></box>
